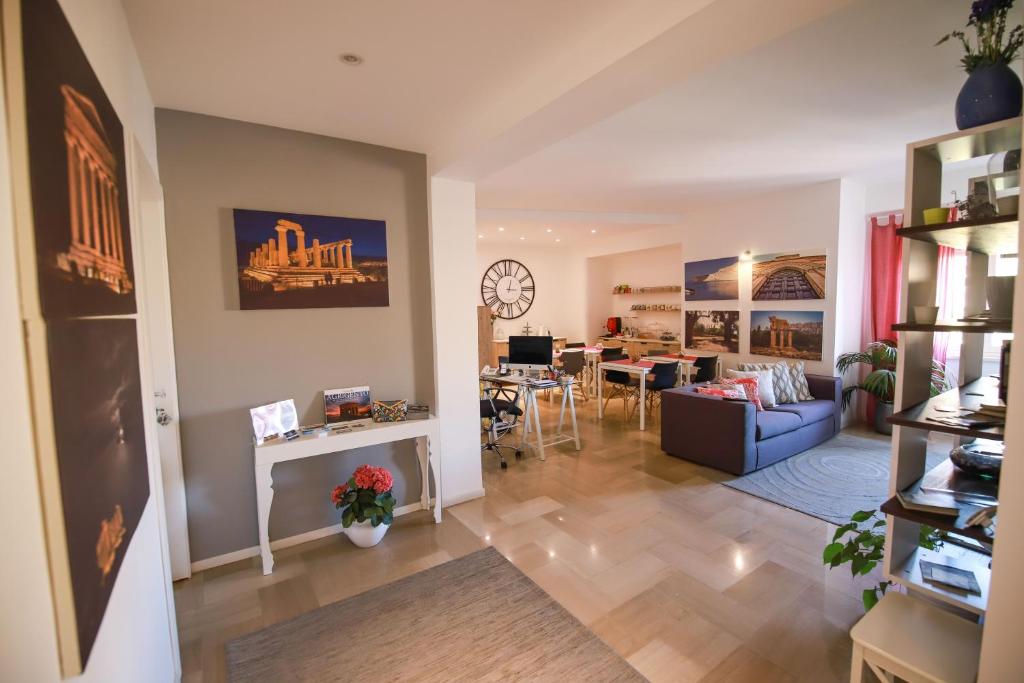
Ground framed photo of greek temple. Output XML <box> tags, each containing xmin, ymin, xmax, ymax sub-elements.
<box><xmin>233</xmin><ymin>208</ymin><xmax>389</xmax><ymax>310</ymax></box>
<box><xmin>17</xmin><ymin>0</ymin><xmax>136</xmax><ymax>318</ymax></box>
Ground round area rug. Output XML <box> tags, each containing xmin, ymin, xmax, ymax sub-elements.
<box><xmin>722</xmin><ymin>431</ymin><xmax>945</xmax><ymax>525</ymax></box>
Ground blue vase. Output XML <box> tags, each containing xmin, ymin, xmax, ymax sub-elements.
<box><xmin>955</xmin><ymin>62</ymin><xmax>1023</xmax><ymax>130</ymax></box>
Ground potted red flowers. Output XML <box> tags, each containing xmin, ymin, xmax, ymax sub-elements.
<box><xmin>331</xmin><ymin>464</ymin><xmax>396</xmax><ymax>548</ymax></box>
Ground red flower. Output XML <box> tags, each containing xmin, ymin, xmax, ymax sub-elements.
<box><xmin>353</xmin><ymin>465</ymin><xmax>376</xmax><ymax>490</ymax></box>
<box><xmin>371</xmin><ymin>467</ymin><xmax>393</xmax><ymax>494</ymax></box>
<box><xmin>330</xmin><ymin>484</ymin><xmax>347</xmax><ymax>506</ymax></box>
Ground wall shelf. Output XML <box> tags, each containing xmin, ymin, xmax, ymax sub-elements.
<box><xmin>888</xmin><ymin>545</ymin><xmax>990</xmax><ymax>616</ymax></box>
<box><xmin>613</xmin><ymin>285</ymin><xmax>682</xmax><ymax>295</ymax></box>
<box><xmin>896</xmin><ymin>214</ymin><xmax>1018</xmax><ymax>255</ymax></box>
<box><xmin>891</xmin><ymin>320</ymin><xmax>1012</xmax><ymax>333</ymax></box>
<box><xmin>880</xmin><ymin>495</ymin><xmax>993</xmax><ymax>546</ymax></box>
<box><xmin>887</xmin><ymin>376</ymin><xmax>1004</xmax><ymax>440</ymax></box>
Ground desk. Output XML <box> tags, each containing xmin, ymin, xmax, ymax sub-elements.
<box><xmin>597</xmin><ymin>359</ymin><xmax>653</xmax><ymax>430</ymax></box>
<box><xmin>254</xmin><ymin>418</ymin><xmax>441</xmax><ymax>575</ymax></box>
<box><xmin>481</xmin><ymin>374</ymin><xmax>581</xmax><ymax>460</ymax></box>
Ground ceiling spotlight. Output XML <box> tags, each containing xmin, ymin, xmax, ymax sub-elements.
<box><xmin>497</xmin><ymin>226</ymin><xmax>505</xmax><ymax>232</ymax></box>
<box><xmin>519</xmin><ymin>236</ymin><xmax>526</xmax><ymax>240</ymax></box>
<box><xmin>478</xmin><ymin>234</ymin><xmax>484</xmax><ymax>238</ymax></box>
<box><xmin>590</xmin><ymin>229</ymin><xmax>597</xmax><ymax>234</ymax></box>
<box><xmin>555</xmin><ymin>238</ymin><xmax>561</xmax><ymax>242</ymax></box>
<box><xmin>546</xmin><ymin>228</ymin><xmax>552</xmax><ymax>233</ymax></box>
<box><xmin>339</xmin><ymin>53</ymin><xmax>364</xmax><ymax>66</ymax></box>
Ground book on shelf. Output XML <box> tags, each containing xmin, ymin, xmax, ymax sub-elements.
<box><xmin>919</xmin><ymin>559</ymin><xmax>982</xmax><ymax>595</ymax></box>
<box><xmin>896</xmin><ymin>490</ymin><xmax>960</xmax><ymax>517</ymax></box>
<box><xmin>920</xmin><ymin>459</ymin><xmax>998</xmax><ymax>505</ymax></box>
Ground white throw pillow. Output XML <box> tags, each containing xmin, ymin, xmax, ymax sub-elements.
<box><xmin>739</xmin><ymin>362</ymin><xmax>798</xmax><ymax>404</ymax></box>
<box><xmin>726</xmin><ymin>368</ymin><xmax>777</xmax><ymax>408</ymax></box>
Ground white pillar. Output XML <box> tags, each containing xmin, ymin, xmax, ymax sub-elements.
<box><xmin>345</xmin><ymin>244</ymin><xmax>353</xmax><ymax>269</ymax></box>
<box><xmin>65</xmin><ymin>137</ymin><xmax>80</xmax><ymax>246</ymax></box>
<box><xmin>275</xmin><ymin>226</ymin><xmax>289</xmax><ymax>266</ymax></box>
<box><xmin>295</xmin><ymin>230</ymin><xmax>307</xmax><ymax>266</ymax></box>
<box><xmin>428</xmin><ymin>177</ymin><xmax>482</xmax><ymax>507</ymax></box>
<box><xmin>90</xmin><ymin>164</ymin><xmax>101</xmax><ymax>252</ymax></box>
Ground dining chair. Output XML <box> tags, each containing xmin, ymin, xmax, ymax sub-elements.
<box><xmin>601</xmin><ymin>353</ymin><xmax>637</xmax><ymax>417</ymax></box>
<box><xmin>646</xmin><ymin>348</ymin><xmax>669</xmax><ymax>357</ymax></box>
<box><xmin>641</xmin><ymin>360</ymin><xmax>679</xmax><ymax>421</ymax></box>
<box><xmin>600</xmin><ymin>346</ymin><xmax>623</xmax><ymax>360</ymax></box>
<box><xmin>565</xmin><ymin>342</ymin><xmax>586</xmax><ymax>348</ymax></box>
<box><xmin>693</xmin><ymin>355</ymin><xmax>719</xmax><ymax>383</ymax></box>
<box><xmin>557</xmin><ymin>348</ymin><xmax>588</xmax><ymax>402</ymax></box>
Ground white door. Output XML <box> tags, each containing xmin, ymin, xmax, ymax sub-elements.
<box><xmin>130</xmin><ymin>137</ymin><xmax>191</xmax><ymax>581</ymax></box>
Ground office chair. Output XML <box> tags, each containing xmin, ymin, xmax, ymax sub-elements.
<box><xmin>480</xmin><ymin>384</ymin><xmax>523</xmax><ymax>469</ymax></box>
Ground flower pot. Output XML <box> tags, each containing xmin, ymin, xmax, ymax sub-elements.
<box><xmin>874</xmin><ymin>402</ymin><xmax>893</xmax><ymax>436</ymax></box>
<box><xmin>955</xmin><ymin>62</ymin><xmax>1023</xmax><ymax>130</ymax></box>
<box><xmin>344</xmin><ymin>519</ymin><xmax>390</xmax><ymax>548</ymax></box>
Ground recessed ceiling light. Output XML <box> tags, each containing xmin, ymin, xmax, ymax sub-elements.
<box><xmin>497</xmin><ymin>226</ymin><xmax>505</xmax><ymax>232</ymax></box>
<box><xmin>546</xmin><ymin>228</ymin><xmax>552</xmax><ymax>233</ymax></box>
<box><xmin>519</xmin><ymin>236</ymin><xmax>526</xmax><ymax>240</ymax></box>
<box><xmin>555</xmin><ymin>238</ymin><xmax>561</xmax><ymax>242</ymax></box>
<box><xmin>590</xmin><ymin>229</ymin><xmax>597</xmax><ymax>234</ymax></box>
<box><xmin>478</xmin><ymin>234</ymin><xmax>484</xmax><ymax>238</ymax></box>
<box><xmin>339</xmin><ymin>53</ymin><xmax>364</xmax><ymax>66</ymax></box>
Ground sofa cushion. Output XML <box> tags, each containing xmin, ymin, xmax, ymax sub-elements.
<box><xmin>755</xmin><ymin>410</ymin><xmax>802</xmax><ymax>440</ymax></box>
<box><xmin>768</xmin><ymin>399</ymin><xmax>835</xmax><ymax>425</ymax></box>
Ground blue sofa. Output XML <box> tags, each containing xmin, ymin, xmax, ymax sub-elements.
<box><xmin>659</xmin><ymin>374</ymin><xmax>842</xmax><ymax>475</ymax></box>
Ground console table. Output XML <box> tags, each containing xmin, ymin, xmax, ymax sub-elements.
<box><xmin>253</xmin><ymin>417</ymin><xmax>442</xmax><ymax>575</ymax></box>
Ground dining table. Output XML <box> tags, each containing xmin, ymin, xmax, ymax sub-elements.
<box><xmin>596</xmin><ymin>358</ymin><xmax>655</xmax><ymax>430</ymax></box>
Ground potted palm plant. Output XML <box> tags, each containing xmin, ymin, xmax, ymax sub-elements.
<box><xmin>836</xmin><ymin>340</ymin><xmax>949</xmax><ymax>434</ymax></box>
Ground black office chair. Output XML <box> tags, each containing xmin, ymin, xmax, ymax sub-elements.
<box><xmin>480</xmin><ymin>385</ymin><xmax>523</xmax><ymax>469</ymax></box>
<box><xmin>601</xmin><ymin>352</ymin><xmax>637</xmax><ymax>417</ymax></box>
<box><xmin>693</xmin><ymin>355</ymin><xmax>719</xmax><ymax>383</ymax></box>
<box><xmin>565</xmin><ymin>342</ymin><xmax>586</xmax><ymax>348</ymax></box>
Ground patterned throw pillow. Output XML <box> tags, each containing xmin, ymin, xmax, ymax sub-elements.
<box><xmin>788</xmin><ymin>361</ymin><xmax>813</xmax><ymax>401</ymax></box>
<box><xmin>722</xmin><ymin>376</ymin><xmax>763</xmax><ymax>411</ymax></box>
<box><xmin>695</xmin><ymin>386</ymin><xmax>746</xmax><ymax>400</ymax></box>
<box><xmin>726</xmin><ymin>368</ymin><xmax>777</xmax><ymax>408</ymax></box>
<box><xmin>738</xmin><ymin>362</ymin><xmax>798</xmax><ymax>404</ymax></box>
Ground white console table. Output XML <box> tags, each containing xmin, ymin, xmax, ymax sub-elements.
<box><xmin>254</xmin><ymin>417</ymin><xmax>441</xmax><ymax>575</ymax></box>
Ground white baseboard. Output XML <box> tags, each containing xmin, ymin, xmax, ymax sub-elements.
<box><xmin>442</xmin><ymin>487</ymin><xmax>485</xmax><ymax>507</ymax></box>
<box><xmin>189</xmin><ymin>499</ymin><xmax>434</xmax><ymax>574</ymax></box>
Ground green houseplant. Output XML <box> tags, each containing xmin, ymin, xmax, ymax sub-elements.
<box><xmin>835</xmin><ymin>340</ymin><xmax>948</xmax><ymax>434</ymax></box>
<box><xmin>824</xmin><ymin>509</ymin><xmax>944</xmax><ymax>611</ymax></box>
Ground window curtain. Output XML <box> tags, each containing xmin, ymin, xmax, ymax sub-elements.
<box><xmin>933</xmin><ymin>245</ymin><xmax>967</xmax><ymax>371</ymax></box>
<box><xmin>862</xmin><ymin>212</ymin><xmax>903</xmax><ymax>422</ymax></box>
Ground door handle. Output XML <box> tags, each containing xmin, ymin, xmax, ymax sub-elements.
<box><xmin>156</xmin><ymin>408</ymin><xmax>173</xmax><ymax>426</ymax></box>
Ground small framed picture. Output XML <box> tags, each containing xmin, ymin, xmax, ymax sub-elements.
<box><xmin>250</xmin><ymin>399</ymin><xmax>299</xmax><ymax>446</ymax></box>
<box><xmin>324</xmin><ymin>386</ymin><xmax>373</xmax><ymax>426</ymax></box>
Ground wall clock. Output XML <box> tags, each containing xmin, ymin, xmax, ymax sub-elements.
<box><xmin>481</xmin><ymin>259</ymin><xmax>535</xmax><ymax>319</ymax></box>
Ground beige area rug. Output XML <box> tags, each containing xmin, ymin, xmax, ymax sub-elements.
<box><xmin>226</xmin><ymin>547</ymin><xmax>644</xmax><ymax>682</ymax></box>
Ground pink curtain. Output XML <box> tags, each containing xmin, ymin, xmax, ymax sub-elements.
<box><xmin>933</xmin><ymin>245</ymin><xmax>967</xmax><ymax>368</ymax></box>
<box><xmin>868</xmin><ymin>213</ymin><xmax>903</xmax><ymax>342</ymax></box>
<box><xmin>861</xmin><ymin>212</ymin><xmax>903</xmax><ymax>422</ymax></box>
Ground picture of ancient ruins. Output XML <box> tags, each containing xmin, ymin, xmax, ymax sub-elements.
<box><xmin>233</xmin><ymin>209</ymin><xmax>389</xmax><ymax>310</ymax></box>
<box><xmin>749</xmin><ymin>310</ymin><xmax>824</xmax><ymax>361</ymax></box>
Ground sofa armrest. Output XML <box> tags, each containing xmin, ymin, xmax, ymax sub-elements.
<box><xmin>805</xmin><ymin>374</ymin><xmax>841</xmax><ymax>433</ymax></box>
<box><xmin>660</xmin><ymin>387</ymin><xmax>757</xmax><ymax>475</ymax></box>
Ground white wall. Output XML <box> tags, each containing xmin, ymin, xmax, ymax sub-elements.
<box><xmin>586</xmin><ymin>244</ymin><xmax>683</xmax><ymax>341</ymax></box>
<box><xmin>429</xmin><ymin>177</ymin><xmax>485</xmax><ymax>506</ymax></box>
<box><xmin>476</xmin><ymin>242</ymin><xmax>586</xmax><ymax>342</ymax></box>
<box><xmin>580</xmin><ymin>181</ymin><xmax>862</xmax><ymax>378</ymax></box>
<box><xmin>0</xmin><ymin>1</ymin><xmax>178</xmax><ymax>680</ymax></box>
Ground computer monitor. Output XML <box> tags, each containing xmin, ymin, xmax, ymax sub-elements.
<box><xmin>507</xmin><ymin>336</ymin><xmax>553</xmax><ymax>371</ymax></box>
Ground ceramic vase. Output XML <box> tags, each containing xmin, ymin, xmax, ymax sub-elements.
<box><xmin>344</xmin><ymin>519</ymin><xmax>390</xmax><ymax>548</ymax></box>
<box><xmin>955</xmin><ymin>62</ymin><xmax>1023</xmax><ymax>130</ymax></box>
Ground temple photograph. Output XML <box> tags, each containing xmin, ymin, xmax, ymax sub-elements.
<box><xmin>749</xmin><ymin>310</ymin><xmax>824</xmax><ymax>360</ymax></box>
<box><xmin>21</xmin><ymin>0</ymin><xmax>136</xmax><ymax>318</ymax></box>
<box><xmin>233</xmin><ymin>208</ymin><xmax>389</xmax><ymax>310</ymax></box>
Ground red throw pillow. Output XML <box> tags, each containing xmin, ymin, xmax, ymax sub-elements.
<box><xmin>695</xmin><ymin>386</ymin><xmax>746</xmax><ymax>400</ymax></box>
<box><xmin>722</xmin><ymin>376</ymin><xmax>763</xmax><ymax>411</ymax></box>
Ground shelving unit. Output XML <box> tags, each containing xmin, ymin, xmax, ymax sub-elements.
<box><xmin>884</xmin><ymin>116</ymin><xmax>1020</xmax><ymax>630</ymax></box>
<box><xmin>612</xmin><ymin>285</ymin><xmax>682</xmax><ymax>295</ymax></box>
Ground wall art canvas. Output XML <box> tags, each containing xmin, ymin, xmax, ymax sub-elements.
<box><xmin>684</xmin><ymin>257</ymin><xmax>738</xmax><ymax>301</ymax></box>
<box><xmin>46</xmin><ymin>318</ymin><xmax>149</xmax><ymax>669</ymax></box>
<box><xmin>751</xmin><ymin>250</ymin><xmax>826</xmax><ymax>301</ymax></box>
<box><xmin>749</xmin><ymin>310</ymin><xmax>824</xmax><ymax>361</ymax></box>
<box><xmin>249</xmin><ymin>399</ymin><xmax>299</xmax><ymax>446</ymax></box>
<box><xmin>324</xmin><ymin>386</ymin><xmax>373</xmax><ymax>426</ymax></box>
<box><xmin>20</xmin><ymin>0</ymin><xmax>136</xmax><ymax>318</ymax></box>
<box><xmin>233</xmin><ymin>208</ymin><xmax>389</xmax><ymax>310</ymax></box>
<box><xmin>684</xmin><ymin>310</ymin><xmax>740</xmax><ymax>353</ymax></box>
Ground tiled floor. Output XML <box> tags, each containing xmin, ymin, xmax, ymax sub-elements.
<box><xmin>175</xmin><ymin>390</ymin><xmax>875</xmax><ymax>682</ymax></box>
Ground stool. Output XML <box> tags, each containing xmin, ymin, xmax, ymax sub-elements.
<box><xmin>849</xmin><ymin>592</ymin><xmax>981</xmax><ymax>683</ymax></box>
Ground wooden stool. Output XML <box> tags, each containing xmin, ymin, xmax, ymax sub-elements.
<box><xmin>849</xmin><ymin>592</ymin><xmax>981</xmax><ymax>683</ymax></box>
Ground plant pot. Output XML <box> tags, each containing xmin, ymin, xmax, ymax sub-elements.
<box><xmin>955</xmin><ymin>62</ymin><xmax>1023</xmax><ymax>130</ymax></box>
<box><xmin>874</xmin><ymin>402</ymin><xmax>893</xmax><ymax>435</ymax></box>
<box><xmin>344</xmin><ymin>519</ymin><xmax>390</xmax><ymax>548</ymax></box>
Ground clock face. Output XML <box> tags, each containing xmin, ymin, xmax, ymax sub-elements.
<box><xmin>481</xmin><ymin>259</ymin><xmax>535</xmax><ymax>319</ymax></box>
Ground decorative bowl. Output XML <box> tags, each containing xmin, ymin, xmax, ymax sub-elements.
<box><xmin>950</xmin><ymin>442</ymin><xmax>1004</xmax><ymax>479</ymax></box>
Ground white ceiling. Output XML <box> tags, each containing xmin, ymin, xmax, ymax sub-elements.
<box><xmin>476</xmin><ymin>209</ymin><xmax>681</xmax><ymax>245</ymax></box>
<box><xmin>121</xmin><ymin>0</ymin><xmax>714</xmax><ymax>158</ymax></box>
<box><xmin>475</xmin><ymin>0</ymin><xmax>978</xmax><ymax>213</ymax></box>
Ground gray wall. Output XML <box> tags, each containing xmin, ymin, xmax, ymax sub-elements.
<box><xmin>155</xmin><ymin>110</ymin><xmax>434</xmax><ymax>562</ymax></box>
